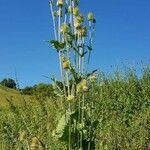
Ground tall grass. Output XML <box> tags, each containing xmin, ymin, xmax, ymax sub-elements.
<box><xmin>0</xmin><ymin>66</ymin><xmax>149</xmax><ymax>149</ymax></box>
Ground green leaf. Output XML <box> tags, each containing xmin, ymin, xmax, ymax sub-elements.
<box><xmin>87</xmin><ymin>46</ymin><xmax>92</xmax><ymax>51</ymax></box>
<box><xmin>54</xmin><ymin>114</ymin><xmax>69</xmax><ymax>142</ymax></box>
<box><xmin>50</xmin><ymin>40</ymin><xmax>66</xmax><ymax>51</ymax></box>
<box><xmin>51</xmin><ymin>77</ymin><xmax>64</xmax><ymax>96</ymax></box>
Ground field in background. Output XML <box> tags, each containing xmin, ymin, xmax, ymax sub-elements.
<box><xmin>0</xmin><ymin>67</ymin><xmax>149</xmax><ymax>149</ymax></box>
<box><xmin>0</xmin><ymin>85</ymin><xmax>36</xmax><ymax>108</ymax></box>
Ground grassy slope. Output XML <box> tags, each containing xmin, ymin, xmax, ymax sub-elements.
<box><xmin>0</xmin><ymin>85</ymin><xmax>35</xmax><ymax>107</ymax></box>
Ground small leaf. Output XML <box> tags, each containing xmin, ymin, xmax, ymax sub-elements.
<box><xmin>50</xmin><ymin>40</ymin><xmax>66</xmax><ymax>51</ymax></box>
<box><xmin>87</xmin><ymin>46</ymin><xmax>92</xmax><ymax>51</ymax></box>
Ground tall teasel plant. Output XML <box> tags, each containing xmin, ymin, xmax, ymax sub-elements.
<box><xmin>49</xmin><ymin>0</ymin><xmax>98</xmax><ymax>149</ymax></box>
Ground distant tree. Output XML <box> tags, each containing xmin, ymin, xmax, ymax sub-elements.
<box><xmin>21</xmin><ymin>86</ymin><xmax>33</xmax><ymax>95</ymax></box>
<box><xmin>33</xmin><ymin>83</ymin><xmax>55</xmax><ymax>99</ymax></box>
<box><xmin>0</xmin><ymin>78</ymin><xmax>16</xmax><ymax>89</ymax></box>
<box><xmin>21</xmin><ymin>83</ymin><xmax>55</xmax><ymax>98</ymax></box>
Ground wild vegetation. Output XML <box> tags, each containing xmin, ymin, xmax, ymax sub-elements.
<box><xmin>0</xmin><ymin>67</ymin><xmax>149</xmax><ymax>149</ymax></box>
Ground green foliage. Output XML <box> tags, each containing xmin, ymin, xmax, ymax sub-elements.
<box><xmin>21</xmin><ymin>83</ymin><xmax>55</xmax><ymax>99</ymax></box>
<box><xmin>0</xmin><ymin>78</ymin><xmax>16</xmax><ymax>89</ymax></box>
<box><xmin>50</xmin><ymin>40</ymin><xmax>66</xmax><ymax>52</ymax></box>
<box><xmin>0</xmin><ymin>67</ymin><xmax>149</xmax><ymax>149</ymax></box>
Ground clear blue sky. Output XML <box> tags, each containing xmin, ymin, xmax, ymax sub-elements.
<box><xmin>0</xmin><ymin>0</ymin><xmax>150</xmax><ymax>87</ymax></box>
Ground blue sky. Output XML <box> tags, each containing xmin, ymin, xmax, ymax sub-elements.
<box><xmin>0</xmin><ymin>0</ymin><xmax>150</xmax><ymax>87</ymax></box>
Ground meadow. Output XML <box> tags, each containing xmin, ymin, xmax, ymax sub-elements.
<box><xmin>0</xmin><ymin>66</ymin><xmax>149</xmax><ymax>150</ymax></box>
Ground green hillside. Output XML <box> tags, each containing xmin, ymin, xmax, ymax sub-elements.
<box><xmin>0</xmin><ymin>85</ymin><xmax>34</xmax><ymax>107</ymax></box>
<box><xmin>0</xmin><ymin>68</ymin><xmax>149</xmax><ymax>149</ymax></box>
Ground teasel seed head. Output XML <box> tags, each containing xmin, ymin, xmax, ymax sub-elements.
<box><xmin>63</xmin><ymin>60</ymin><xmax>70</xmax><ymax>69</ymax></box>
<box><xmin>30</xmin><ymin>137</ymin><xmax>39</xmax><ymax>150</ymax></box>
<box><xmin>60</xmin><ymin>23</ymin><xmax>69</xmax><ymax>34</ymax></box>
<box><xmin>73</xmin><ymin>7</ymin><xmax>79</xmax><ymax>16</ymax></box>
<box><xmin>68</xmin><ymin>6</ymin><xmax>73</xmax><ymax>13</ymax></box>
<box><xmin>57</xmin><ymin>0</ymin><xmax>64</xmax><ymax>7</ymax></box>
<box><xmin>78</xmin><ymin>26</ymin><xmax>87</xmax><ymax>37</ymax></box>
<box><xmin>81</xmin><ymin>79</ymin><xmax>88</xmax><ymax>87</ymax></box>
<box><xmin>82</xmin><ymin>85</ymin><xmax>89</xmax><ymax>92</ymax></box>
<box><xmin>57</xmin><ymin>10</ymin><xmax>62</xmax><ymax>17</ymax></box>
<box><xmin>81</xmin><ymin>79</ymin><xmax>89</xmax><ymax>92</ymax></box>
<box><xmin>87</xmin><ymin>12</ymin><xmax>94</xmax><ymax>21</ymax></box>
<box><xmin>77</xmin><ymin>79</ymin><xmax>89</xmax><ymax>93</ymax></box>
<box><xmin>61</xmin><ymin>55</ymin><xmax>66</xmax><ymax>62</ymax></box>
<box><xmin>67</xmin><ymin>95</ymin><xmax>75</xmax><ymax>102</ymax></box>
<box><xmin>74</xmin><ymin>15</ymin><xmax>83</xmax><ymax>29</ymax></box>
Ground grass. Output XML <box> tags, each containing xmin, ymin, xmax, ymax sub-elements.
<box><xmin>0</xmin><ymin>67</ymin><xmax>149</xmax><ymax>149</ymax></box>
<box><xmin>0</xmin><ymin>85</ymin><xmax>36</xmax><ymax>108</ymax></box>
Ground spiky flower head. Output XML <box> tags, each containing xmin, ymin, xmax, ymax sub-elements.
<box><xmin>78</xmin><ymin>26</ymin><xmax>87</xmax><ymax>37</ymax></box>
<box><xmin>57</xmin><ymin>9</ymin><xmax>62</xmax><ymax>17</ymax></box>
<box><xmin>82</xmin><ymin>85</ymin><xmax>89</xmax><ymax>92</ymax></box>
<box><xmin>57</xmin><ymin>0</ymin><xmax>64</xmax><ymax>7</ymax></box>
<box><xmin>30</xmin><ymin>137</ymin><xmax>39</xmax><ymax>150</ymax></box>
<box><xmin>87</xmin><ymin>12</ymin><xmax>94</xmax><ymax>21</ymax></box>
<box><xmin>73</xmin><ymin>7</ymin><xmax>79</xmax><ymax>16</ymax></box>
<box><xmin>81</xmin><ymin>79</ymin><xmax>88</xmax><ymax>87</ymax></box>
<box><xmin>77</xmin><ymin>79</ymin><xmax>89</xmax><ymax>93</ymax></box>
<box><xmin>61</xmin><ymin>55</ymin><xmax>66</xmax><ymax>62</ymax></box>
<box><xmin>67</xmin><ymin>95</ymin><xmax>75</xmax><ymax>102</ymax></box>
<box><xmin>74</xmin><ymin>15</ymin><xmax>83</xmax><ymax>29</ymax></box>
<box><xmin>68</xmin><ymin>6</ymin><xmax>73</xmax><ymax>13</ymax></box>
<box><xmin>60</xmin><ymin>23</ymin><xmax>68</xmax><ymax>34</ymax></box>
<box><xmin>63</xmin><ymin>60</ymin><xmax>70</xmax><ymax>69</ymax></box>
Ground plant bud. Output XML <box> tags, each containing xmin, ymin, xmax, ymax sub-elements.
<box><xmin>73</xmin><ymin>7</ymin><xmax>79</xmax><ymax>16</ymax></box>
<box><xmin>74</xmin><ymin>20</ymin><xmax>81</xmax><ymax>29</ymax></box>
<box><xmin>67</xmin><ymin>95</ymin><xmax>75</xmax><ymax>102</ymax></box>
<box><xmin>74</xmin><ymin>15</ymin><xmax>83</xmax><ymax>29</ymax></box>
<box><xmin>60</xmin><ymin>23</ymin><xmax>68</xmax><ymax>34</ymax></box>
<box><xmin>57</xmin><ymin>10</ymin><xmax>62</xmax><ymax>17</ymax></box>
<box><xmin>82</xmin><ymin>85</ymin><xmax>89</xmax><ymax>92</ymax></box>
<box><xmin>81</xmin><ymin>79</ymin><xmax>89</xmax><ymax>92</ymax></box>
<box><xmin>81</xmin><ymin>79</ymin><xmax>88</xmax><ymax>87</ymax></box>
<box><xmin>63</xmin><ymin>60</ymin><xmax>70</xmax><ymax>69</ymax></box>
<box><xmin>61</xmin><ymin>55</ymin><xmax>66</xmax><ymax>62</ymax></box>
<box><xmin>57</xmin><ymin>0</ymin><xmax>64</xmax><ymax>7</ymax></box>
<box><xmin>30</xmin><ymin>137</ymin><xmax>39</xmax><ymax>150</ymax></box>
<box><xmin>78</xmin><ymin>26</ymin><xmax>87</xmax><ymax>37</ymax></box>
<box><xmin>87</xmin><ymin>12</ymin><xmax>94</xmax><ymax>21</ymax></box>
<box><xmin>76</xmin><ymin>14</ymin><xmax>84</xmax><ymax>23</ymax></box>
<box><xmin>68</xmin><ymin>6</ymin><xmax>73</xmax><ymax>13</ymax></box>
